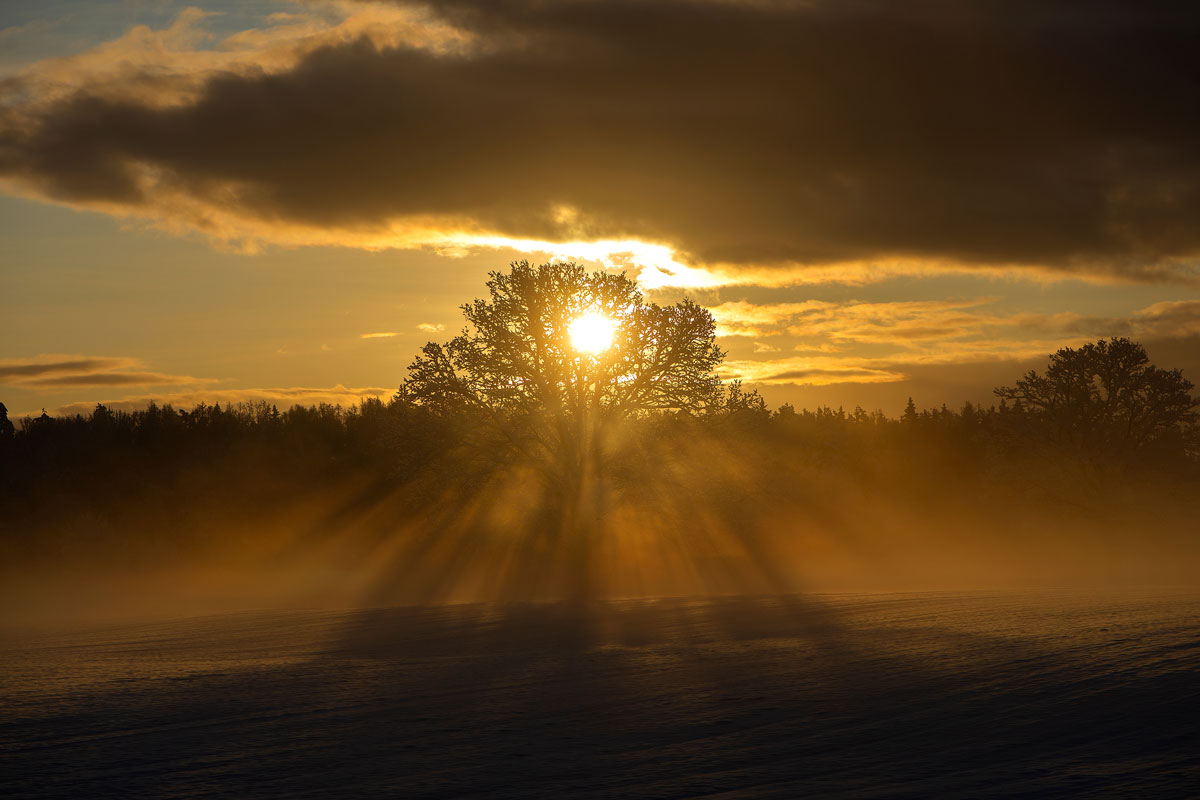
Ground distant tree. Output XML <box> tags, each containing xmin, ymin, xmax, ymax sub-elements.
<box><xmin>92</xmin><ymin>403</ymin><xmax>113</xmax><ymax>425</ymax></box>
<box><xmin>717</xmin><ymin>380</ymin><xmax>769</xmax><ymax>420</ymax></box>
<box><xmin>994</xmin><ymin>338</ymin><xmax>1198</xmax><ymax>452</ymax></box>
<box><xmin>0</xmin><ymin>402</ymin><xmax>13</xmax><ymax>442</ymax></box>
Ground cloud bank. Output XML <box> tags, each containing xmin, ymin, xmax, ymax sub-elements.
<box><xmin>2</xmin><ymin>0</ymin><xmax>1199</xmax><ymax>282</ymax></box>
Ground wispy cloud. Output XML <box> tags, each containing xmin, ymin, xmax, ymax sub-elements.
<box><xmin>416</xmin><ymin>323</ymin><xmax>445</xmax><ymax>333</ymax></box>
<box><xmin>0</xmin><ymin>356</ymin><xmax>133</xmax><ymax>380</ymax></box>
<box><xmin>1133</xmin><ymin>300</ymin><xmax>1200</xmax><ymax>337</ymax></box>
<box><xmin>0</xmin><ymin>19</ymin><xmax>55</xmax><ymax>44</ymax></box>
<box><xmin>360</xmin><ymin>331</ymin><xmax>399</xmax><ymax>339</ymax></box>
<box><xmin>721</xmin><ymin>360</ymin><xmax>907</xmax><ymax>386</ymax></box>
<box><xmin>709</xmin><ymin>301</ymin><xmax>833</xmax><ymax>337</ymax></box>
<box><xmin>722</xmin><ymin>339</ymin><xmax>1063</xmax><ymax>387</ymax></box>
<box><xmin>716</xmin><ymin>299</ymin><xmax>1200</xmax><ymax>386</ymax></box>
<box><xmin>26</xmin><ymin>372</ymin><xmax>215</xmax><ymax>388</ymax></box>
<box><xmin>0</xmin><ymin>355</ymin><xmax>214</xmax><ymax>388</ymax></box>
<box><xmin>710</xmin><ymin>299</ymin><xmax>995</xmax><ymax>341</ymax></box>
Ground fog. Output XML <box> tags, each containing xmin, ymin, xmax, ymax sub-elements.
<box><xmin>3</xmin><ymin>398</ymin><xmax>1197</xmax><ymax>629</ymax></box>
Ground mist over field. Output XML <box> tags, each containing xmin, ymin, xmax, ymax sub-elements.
<box><xmin>3</xmin><ymin>385</ymin><xmax>1198</xmax><ymax>626</ymax></box>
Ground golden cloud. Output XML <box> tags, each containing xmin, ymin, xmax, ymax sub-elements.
<box><xmin>713</xmin><ymin>298</ymin><xmax>1200</xmax><ymax>387</ymax></box>
<box><xmin>722</xmin><ymin>359</ymin><xmax>907</xmax><ymax>386</ymax></box>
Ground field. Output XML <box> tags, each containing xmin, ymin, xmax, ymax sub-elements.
<box><xmin>3</xmin><ymin>591</ymin><xmax>1199</xmax><ymax>798</ymax></box>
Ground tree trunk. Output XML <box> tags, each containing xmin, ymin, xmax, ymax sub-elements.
<box><xmin>557</xmin><ymin>411</ymin><xmax>606</xmax><ymax>606</ymax></box>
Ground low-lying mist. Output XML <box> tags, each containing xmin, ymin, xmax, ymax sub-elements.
<box><xmin>2</xmin><ymin>399</ymin><xmax>1197</xmax><ymax>626</ymax></box>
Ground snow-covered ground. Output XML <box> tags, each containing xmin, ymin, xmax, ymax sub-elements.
<box><xmin>3</xmin><ymin>591</ymin><xmax>1198</xmax><ymax>797</ymax></box>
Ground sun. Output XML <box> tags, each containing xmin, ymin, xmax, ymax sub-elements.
<box><xmin>568</xmin><ymin>311</ymin><xmax>616</xmax><ymax>354</ymax></box>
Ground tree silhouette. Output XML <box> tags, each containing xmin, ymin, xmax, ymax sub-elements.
<box><xmin>401</xmin><ymin>261</ymin><xmax>726</xmax><ymax>588</ymax></box>
<box><xmin>404</xmin><ymin>261</ymin><xmax>723</xmax><ymax>410</ymax></box>
<box><xmin>994</xmin><ymin>337</ymin><xmax>1198</xmax><ymax>452</ymax></box>
<box><xmin>0</xmin><ymin>402</ymin><xmax>13</xmax><ymax>442</ymax></box>
<box><xmin>403</xmin><ymin>259</ymin><xmax>724</xmax><ymax>450</ymax></box>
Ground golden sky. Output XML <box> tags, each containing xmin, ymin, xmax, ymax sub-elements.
<box><xmin>3</xmin><ymin>0</ymin><xmax>1199</xmax><ymax>417</ymax></box>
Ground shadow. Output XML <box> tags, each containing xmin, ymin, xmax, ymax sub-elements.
<box><xmin>4</xmin><ymin>592</ymin><xmax>1199</xmax><ymax>798</ymax></box>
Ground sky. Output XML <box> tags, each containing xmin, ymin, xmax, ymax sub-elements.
<box><xmin>3</xmin><ymin>0</ymin><xmax>1200</xmax><ymax>418</ymax></box>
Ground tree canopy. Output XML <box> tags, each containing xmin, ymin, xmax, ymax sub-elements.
<box><xmin>994</xmin><ymin>337</ymin><xmax>1198</xmax><ymax>451</ymax></box>
<box><xmin>402</xmin><ymin>260</ymin><xmax>727</xmax><ymax>462</ymax></box>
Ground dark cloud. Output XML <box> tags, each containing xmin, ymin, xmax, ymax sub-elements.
<box><xmin>0</xmin><ymin>356</ymin><xmax>212</xmax><ymax>388</ymax></box>
<box><xmin>0</xmin><ymin>357</ymin><xmax>130</xmax><ymax>380</ymax></box>
<box><xmin>766</xmin><ymin>367</ymin><xmax>904</xmax><ymax>384</ymax></box>
<box><xmin>3</xmin><ymin>0</ymin><xmax>1200</xmax><ymax>276</ymax></box>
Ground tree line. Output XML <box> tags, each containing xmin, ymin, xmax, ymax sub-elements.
<box><xmin>1</xmin><ymin>354</ymin><xmax>1195</xmax><ymax>567</ymax></box>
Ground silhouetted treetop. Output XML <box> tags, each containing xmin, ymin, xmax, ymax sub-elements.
<box><xmin>402</xmin><ymin>261</ymin><xmax>725</xmax><ymax>424</ymax></box>
<box><xmin>994</xmin><ymin>337</ymin><xmax>1198</xmax><ymax>450</ymax></box>
<box><xmin>0</xmin><ymin>402</ymin><xmax>13</xmax><ymax>441</ymax></box>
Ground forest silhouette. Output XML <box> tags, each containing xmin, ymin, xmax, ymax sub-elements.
<box><xmin>2</xmin><ymin>264</ymin><xmax>1198</xmax><ymax>609</ymax></box>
